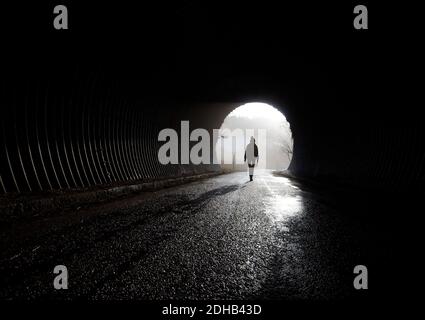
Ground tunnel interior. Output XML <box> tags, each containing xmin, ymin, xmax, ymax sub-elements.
<box><xmin>0</xmin><ymin>2</ymin><xmax>423</xmax><ymax>196</ymax></box>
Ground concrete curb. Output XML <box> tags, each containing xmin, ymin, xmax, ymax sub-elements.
<box><xmin>0</xmin><ymin>171</ymin><xmax>222</xmax><ymax>224</ymax></box>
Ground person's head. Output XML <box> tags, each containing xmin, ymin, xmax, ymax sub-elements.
<box><xmin>250</xmin><ymin>136</ymin><xmax>255</xmax><ymax>144</ymax></box>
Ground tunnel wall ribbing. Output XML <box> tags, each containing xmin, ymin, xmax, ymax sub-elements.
<box><xmin>0</xmin><ymin>88</ymin><xmax>219</xmax><ymax>195</ymax></box>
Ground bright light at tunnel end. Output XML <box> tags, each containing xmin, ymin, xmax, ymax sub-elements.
<box><xmin>216</xmin><ymin>102</ymin><xmax>293</xmax><ymax>170</ymax></box>
<box><xmin>157</xmin><ymin>102</ymin><xmax>293</xmax><ymax>169</ymax></box>
<box><xmin>228</xmin><ymin>102</ymin><xmax>288</xmax><ymax>122</ymax></box>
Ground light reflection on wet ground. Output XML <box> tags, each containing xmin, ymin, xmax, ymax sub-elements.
<box><xmin>258</xmin><ymin>171</ymin><xmax>304</xmax><ymax>231</ymax></box>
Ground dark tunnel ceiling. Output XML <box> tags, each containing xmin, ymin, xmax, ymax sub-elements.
<box><xmin>5</xmin><ymin>3</ymin><xmax>370</xmax><ymax>102</ymax></box>
<box><xmin>2</xmin><ymin>1</ymin><xmax>412</xmax><ymax>124</ymax></box>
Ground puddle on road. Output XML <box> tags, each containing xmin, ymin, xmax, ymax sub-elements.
<box><xmin>265</xmin><ymin>195</ymin><xmax>302</xmax><ymax>231</ymax></box>
<box><xmin>261</xmin><ymin>175</ymin><xmax>304</xmax><ymax>231</ymax></box>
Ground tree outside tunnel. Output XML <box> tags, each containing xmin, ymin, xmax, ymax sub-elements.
<box><xmin>214</xmin><ymin>103</ymin><xmax>293</xmax><ymax>171</ymax></box>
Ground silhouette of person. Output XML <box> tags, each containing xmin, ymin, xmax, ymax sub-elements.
<box><xmin>244</xmin><ymin>136</ymin><xmax>259</xmax><ymax>181</ymax></box>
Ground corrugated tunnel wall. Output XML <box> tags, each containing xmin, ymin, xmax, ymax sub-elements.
<box><xmin>0</xmin><ymin>75</ymin><xmax>220</xmax><ymax>195</ymax></box>
<box><xmin>2</xmin><ymin>79</ymin><xmax>425</xmax><ymax>196</ymax></box>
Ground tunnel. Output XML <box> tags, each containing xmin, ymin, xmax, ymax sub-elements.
<box><xmin>0</xmin><ymin>1</ymin><xmax>422</xmax><ymax>307</ymax></box>
<box><xmin>1</xmin><ymin>57</ymin><xmax>423</xmax><ymax>195</ymax></box>
<box><xmin>1</xmin><ymin>4</ymin><xmax>423</xmax><ymax>196</ymax></box>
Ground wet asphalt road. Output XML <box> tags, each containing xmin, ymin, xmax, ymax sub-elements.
<box><xmin>0</xmin><ymin>171</ymin><xmax>376</xmax><ymax>300</ymax></box>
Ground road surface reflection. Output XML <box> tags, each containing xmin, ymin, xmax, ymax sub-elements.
<box><xmin>259</xmin><ymin>171</ymin><xmax>303</xmax><ymax>230</ymax></box>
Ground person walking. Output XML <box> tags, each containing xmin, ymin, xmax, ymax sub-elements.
<box><xmin>244</xmin><ymin>136</ymin><xmax>259</xmax><ymax>181</ymax></box>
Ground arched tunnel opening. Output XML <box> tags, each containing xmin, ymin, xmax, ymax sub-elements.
<box><xmin>215</xmin><ymin>102</ymin><xmax>293</xmax><ymax>171</ymax></box>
